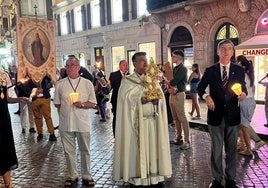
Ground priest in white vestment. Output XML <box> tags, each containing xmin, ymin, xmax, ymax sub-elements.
<box><xmin>113</xmin><ymin>52</ymin><xmax>172</xmax><ymax>186</ymax></box>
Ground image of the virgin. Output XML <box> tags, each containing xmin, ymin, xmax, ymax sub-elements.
<box><xmin>31</xmin><ymin>32</ymin><xmax>45</xmax><ymax>66</ymax></box>
<box><xmin>22</xmin><ymin>29</ymin><xmax>50</xmax><ymax>67</ymax></box>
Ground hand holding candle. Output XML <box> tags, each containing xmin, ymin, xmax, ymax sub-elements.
<box><xmin>231</xmin><ymin>83</ymin><xmax>242</xmax><ymax>95</ymax></box>
<box><xmin>69</xmin><ymin>92</ymin><xmax>80</xmax><ymax>104</ymax></box>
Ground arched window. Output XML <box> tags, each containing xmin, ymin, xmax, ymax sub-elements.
<box><xmin>214</xmin><ymin>23</ymin><xmax>239</xmax><ymax>62</ymax></box>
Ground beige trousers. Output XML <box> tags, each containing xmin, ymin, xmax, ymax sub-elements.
<box><xmin>169</xmin><ymin>92</ymin><xmax>190</xmax><ymax>143</ymax></box>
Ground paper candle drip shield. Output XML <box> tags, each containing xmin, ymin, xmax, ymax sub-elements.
<box><xmin>231</xmin><ymin>83</ymin><xmax>242</xmax><ymax>95</ymax></box>
<box><xmin>69</xmin><ymin>92</ymin><xmax>80</xmax><ymax>104</ymax></box>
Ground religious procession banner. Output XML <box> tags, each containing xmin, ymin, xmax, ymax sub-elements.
<box><xmin>16</xmin><ymin>17</ymin><xmax>56</xmax><ymax>83</ymax></box>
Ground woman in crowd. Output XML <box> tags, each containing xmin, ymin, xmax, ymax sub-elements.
<box><xmin>236</xmin><ymin>55</ymin><xmax>260</xmax><ymax>156</ymax></box>
<box><xmin>0</xmin><ymin>69</ymin><xmax>27</xmax><ymax>187</ymax></box>
<box><xmin>187</xmin><ymin>63</ymin><xmax>201</xmax><ymax>119</ymax></box>
<box><xmin>95</xmin><ymin>72</ymin><xmax>110</xmax><ymax>122</ymax></box>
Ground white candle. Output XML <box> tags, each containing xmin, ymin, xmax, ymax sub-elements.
<box><xmin>69</xmin><ymin>92</ymin><xmax>80</xmax><ymax>103</ymax></box>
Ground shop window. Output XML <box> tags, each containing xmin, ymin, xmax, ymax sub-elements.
<box><xmin>112</xmin><ymin>46</ymin><xmax>125</xmax><ymax>71</ymax></box>
<box><xmin>127</xmin><ymin>50</ymin><xmax>136</xmax><ymax>74</ymax></box>
<box><xmin>138</xmin><ymin>42</ymin><xmax>156</xmax><ymax>63</ymax></box>
<box><xmin>95</xmin><ymin>47</ymin><xmax>104</xmax><ymax>70</ymax></box>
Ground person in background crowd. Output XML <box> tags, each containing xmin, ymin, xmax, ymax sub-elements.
<box><xmin>95</xmin><ymin>72</ymin><xmax>110</xmax><ymax>122</ymax></box>
<box><xmin>16</xmin><ymin>79</ymin><xmax>36</xmax><ymax>134</ymax></box>
<box><xmin>0</xmin><ymin>69</ymin><xmax>28</xmax><ymax>188</ymax></box>
<box><xmin>59</xmin><ymin>67</ymin><xmax>66</xmax><ymax>80</ymax></box>
<box><xmin>187</xmin><ymin>63</ymin><xmax>201</xmax><ymax>120</ymax></box>
<box><xmin>197</xmin><ymin>39</ymin><xmax>247</xmax><ymax>188</ymax></box>
<box><xmin>53</xmin><ymin>67</ymin><xmax>67</xmax><ymax>130</ymax></box>
<box><xmin>28</xmin><ymin>76</ymin><xmax>57</xmax><ymax>141</ymax></box>
<box><xmin>9</xmin><ymin>65</ymin><xmax>20</xmax><ymax>115</ymax></box>
<box><xmin>158</xmin><ymin>64</ymin><xmax>173</xmax><ymax>125</ymax></box>
<box><xmin>258</xmin><ymin>72</ymin><xmax>268</xmax><ymax>128</ymax></box>
<box><xmin>108</xmin><ymin>59</ymin><xmax>128</xmax><ymax>137</ymax></box>
<box><xmin>235</xmin><ymin>55</ymin><xmax>256</xmax><ymax>156</ymax></box>
<box><xmin>113</xmin><ymin>52</ymin><xmax>172</xmax><ymax>187</ymax></box>
<box><xmin>54</xmin><ymin>56</ymin><xmax>97</xmax><ymax>187</ymax></box>
<box><xmin>61</xmin><ymin>55</ymin><xmax>94</xmax><ymax>82</ymax></box>
<box><xmin>166</xmin><ymin>50</ymin><xmax>190</xmax><ymax>150</ymax></box>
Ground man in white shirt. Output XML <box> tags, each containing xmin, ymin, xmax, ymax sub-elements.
<box><xmin>54</xmin><ymin>56</ymin><xmax>97</xmax><ymax>187</ymax></box>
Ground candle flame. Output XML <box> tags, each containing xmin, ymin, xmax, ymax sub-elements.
<box><xmin>20</xmin><ymin>77</ymin><xmax>30</xmax><ymax>84</ymax></box>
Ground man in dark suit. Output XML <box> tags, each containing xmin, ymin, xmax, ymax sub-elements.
<box><xmin>109</xmin><ymin>60</ymin><xmax>128</xmax><ymax>137</ymax></box>
<box><xmin>197</xmin><ymin>39</ymin><xmax>247</xmax><ymax>188</ymax></box>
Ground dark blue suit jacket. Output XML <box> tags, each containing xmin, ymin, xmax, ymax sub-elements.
<box><xmin>109</xmin><ymin>70</ymin><xmax>123</xmax><ymax>108</ymax></box>
<box><xmin>197</xmin><ymin>63</ymin><xmax>247</xmax><ymax>126</ymax></box>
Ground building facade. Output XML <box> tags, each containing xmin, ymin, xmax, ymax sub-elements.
<box><xmin>52</xmin><ymin>0</ymin><xmax>268</xmax><ymax>100</ymax></box>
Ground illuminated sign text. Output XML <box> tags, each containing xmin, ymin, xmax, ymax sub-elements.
<box><xmin>242</xmin><ymin>49</ymin><xmax>268</xmax><ymax>56</ymax></box>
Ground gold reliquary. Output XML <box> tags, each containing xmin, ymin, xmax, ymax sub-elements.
<box><xmin>145</xmin><ymin>57</ymin><xmax>163</xmax><ymax>100</ymax></box>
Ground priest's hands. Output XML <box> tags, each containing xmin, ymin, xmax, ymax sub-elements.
<box><xmin>141</xmin><ymin>97</ymin><xmax>159</xmax><ymax>105</ymax></box>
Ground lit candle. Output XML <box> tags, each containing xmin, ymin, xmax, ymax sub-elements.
<box><xmin>231</xmin><ymin>83</ymin><xmax>242</xmax><ymax>95</ymax></box>
<box><xmin>69</xmin><ymin>92</ymin><xmax>80</xmax><ymax>104</ymax></box>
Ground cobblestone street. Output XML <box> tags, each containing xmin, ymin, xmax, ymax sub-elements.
<box><xmin>0</xmin><ymin>101</ymin><xmax>267</xmax><ymax>188</ymax></box>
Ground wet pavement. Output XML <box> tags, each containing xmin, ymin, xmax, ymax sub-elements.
<box><xmin>0</xmin><ymin>99</ymin><xmax>267</xmax><ymax>188</ymax></box>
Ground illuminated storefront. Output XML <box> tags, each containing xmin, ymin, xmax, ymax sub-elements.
<box><xmin>235</xmin><ymin>8</ymin><xmax>268</xmax><ymax>101</ymax></box>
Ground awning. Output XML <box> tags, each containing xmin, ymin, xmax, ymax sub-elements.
<box><xmin>235</xmin><ymin>34</ymin><xmax>268</xmax><ymax>49</ymax></box>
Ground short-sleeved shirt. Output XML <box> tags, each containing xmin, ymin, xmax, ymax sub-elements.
<box><xmin>54</xmin><ymin>76</ymin><xmax>97</xmax><ymax>132</ymax></box>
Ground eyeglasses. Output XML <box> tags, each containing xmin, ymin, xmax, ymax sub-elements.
<box><xmin>66</xmin><ymin>64</ymin><xmax>79</xmax><ymax>68</ymax></box>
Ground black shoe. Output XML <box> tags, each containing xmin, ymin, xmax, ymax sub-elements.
<box><xmin>22</xmin><ymin>128</ymin><xmax>25</xmax><ymax>134</ymax></box>
<box><xmin>170</xmin><ymin>139</ymin><xmax>183</xmax><ymax>146</ymax></box>
<box><xmin>154</xmin><ymin>182</ymin><xmax>164</xmax><ymax>188</ymax></box>
<box><xmin>209</xmin><ymin>180</ymin><xmax>223</xmax><ymax>188</ymax></box>
<box><xmin>54</xmin><ymin>125</ymin><xmax>59</xmax><ymax>130</ymax></box>
<box><xmin>29</xmin><ymin>128</ymin><xmax>36</xmax><ymax>133</ymax></box>
<box><xmin>37</xmin><ymin>134</ymin><xmax>43</xmax><ymax>141</ymax></box>
<box><xmin>225</xmin><ymin>179</ymin><xmax>238</xmax><ymax>188</ymax></box>
<box><xmin>49</xmin><ymin>134</ymin><xmax>57</xmax><ymax>141</ymax></box>
<box><xmin>14</xmin><ymin>110</ymin><xmax>20</xmax><ymax>115</ymax></box>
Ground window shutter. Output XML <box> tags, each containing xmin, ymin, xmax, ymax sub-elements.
<box><xmin>131</xmin><ymin>0</ymin><xmax>137</xmax><ymax>20</ymax></box>
<box><xmin>122</xmin><ymin>0</ymin><xmax>129</xmax><ymax>21</ymax></box>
